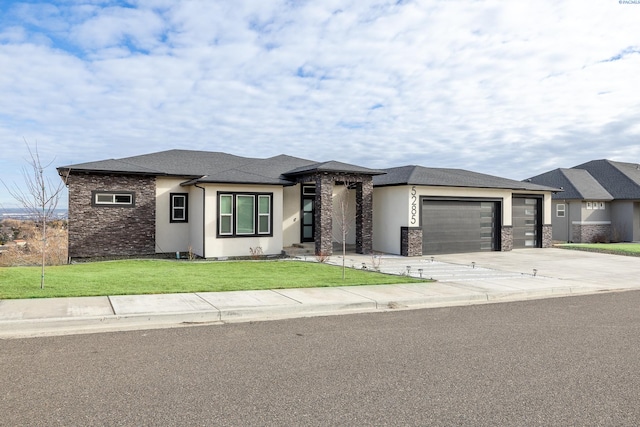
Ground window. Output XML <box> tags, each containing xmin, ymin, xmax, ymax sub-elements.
<box><xmin>556</xmin><ymin>204</ymin><xmax>565</xmax><ymax>217</ymax></box>
<box><xmin>218</xmin><ymin>193</ymin><xmax>272</xmax><ymax>237</ymax></box>
<box><xmin>170</xmin><ymin>193</ymin><xmax>188</xmax><ymax>223</ymax></box>
<box><xmin>258</xmin><ymin>195</ymin><xmax>271</xmax><ymax>234</ymax></box>
<box><xmin>219</xmin><ymin>195</ymin><xmax>233</xmax><ymax>235</ymax></box>
<box><xmin>236</xmin><ymin>195</ymin><xmax>255</xmax><ymax>234</ymax></box>
<box><xmin>92</xmin><ymin>191</ymin><xmax>135</xmax><ymax>206</ymax></box>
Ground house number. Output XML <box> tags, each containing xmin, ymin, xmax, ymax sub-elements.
<box><xmin>410</xmin><ymin>186</ymin><xmax>417</xmax><ymax>224</ymax></box>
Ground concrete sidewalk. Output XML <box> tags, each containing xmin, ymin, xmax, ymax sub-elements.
<box><xmin>1</xmin><ymin>248</ymin><xmax>638</xmax><ymax>339</ymax></box>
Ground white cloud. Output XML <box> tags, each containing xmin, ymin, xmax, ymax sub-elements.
<box><xmin>1</xmin><ymin>0</ymin><xmax>640</xmax><ymax>208</ymax></box>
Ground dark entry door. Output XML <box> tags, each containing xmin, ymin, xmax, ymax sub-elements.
<box><xmin>302</xmin><ymin>196</ymin><xmax>315</xmax><ymax>242</ymax></box>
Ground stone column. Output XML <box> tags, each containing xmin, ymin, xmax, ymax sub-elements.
<box><xmin>314</xmin><ymin>174</ymin><xmax>334</xmax><ymax>256</ymax></box>
<box><xmin>501</xmin><ymin>226</ymin><xmax>513</xmax><ymax>251</ymax></box>
<box><xmin>542</xmin><ymin>224</ymin><xmax>553</xmax><ymax>247</ymax></box>
<box><xmin>401</xmin><ymin>227</ymin><xmax>423</xmax><ymax>256</ymax></box>
<box><xmin>355</xmin><ymin>177</ymin><xmax>373</xmax><ymax>254</ymax></box>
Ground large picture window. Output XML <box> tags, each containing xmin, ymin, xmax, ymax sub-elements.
<box><xmin>170</xmin><ymin>193</ymin><xmax>188</xmax><ymax>223</ymax></box>
<box><xmin>218</xmin><ymin>193</ymin><xmax>272</xmax><ymax>237</ymax></box>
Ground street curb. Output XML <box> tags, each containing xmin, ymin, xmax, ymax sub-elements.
<box><xmin>1</xmin><ymin>286</ymin><xmax>631</xmax><ymax>340</ymax></box>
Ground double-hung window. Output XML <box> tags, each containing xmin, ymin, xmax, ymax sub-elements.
<box><xmin>218</xmin><ymin>193</ymin><xmax>272</xmax><ymax>237</ymax></box>
<box><xmin>170</xmin><ymin>193</ymin><xmax>188</xmax><ymax>223</ymax></box>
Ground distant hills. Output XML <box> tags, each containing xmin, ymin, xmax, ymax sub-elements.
<box><xmin>0</xmin><ymin>208</ymin><xmax>67</xmax><ymax>220</ymax></box>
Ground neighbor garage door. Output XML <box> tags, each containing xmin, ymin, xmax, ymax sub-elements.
<box><xmin>422</xmin><ymin>200</ymin><xmax>498</xmax><ymax>254</ymax></box>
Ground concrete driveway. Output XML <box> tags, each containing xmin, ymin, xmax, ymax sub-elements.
<box><xmin>330</xmin><ymin>247</ymin><xmax>640</xmax><ymax>291</ymax></box>
<box><xmin>434</xmin><ymin>248</ymin><xmax>640</xmax><ymax>288</ymax></box>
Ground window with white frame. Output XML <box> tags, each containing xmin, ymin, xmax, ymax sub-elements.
<box><xmin>170</xmin><ymin>193</ymin><xmax>188</xmax><ymax>223</ymax></box>
<box><xmin>92</xmin><ymin>191</ymin><xmax>135</xmax><ymax>206</ymax></box>
<box><xmin>218</xmin><ymin>193</ymin><xmax>272</xmax><ymax>237</ymax></box>
<box><xmin>556</xmin><ymin>203</ymin><xmax>565</xmax><ymax>217</ymax></box>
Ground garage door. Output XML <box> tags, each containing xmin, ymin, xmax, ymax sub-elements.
<box><xmin>512</xmin><ymin>197</ymin><xmax>540</xmax><ymax>248</ymax></box>
<box><xmin>422</xmin><ymin>200</ymin><xmax>498</xmax><ymax>254</ymax></box>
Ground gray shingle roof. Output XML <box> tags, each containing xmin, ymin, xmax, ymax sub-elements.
<box><xmin>283</xmin><ymin>161</ymin><xmax>385</xmax><ymax>177</ymax></box>
<box><xmin>58</xmin><ymin>150</ymin><xmax>380</xmax><ymax>186</ymax></box>
<box><xmin>572</xmin><ymin>159</ymin><xmax>640</xmax><ymax>199</ymax></box>
<box><xmin>375</xmin><ymin>165</ymin><xmax>559</xmax><ymax>191</ymax></box>
<box><xmin>526</xmin><ymin>168</ymin><xmax>613</xmax><ymax>200</ymax></box>
<box><xmin>194</xmin><ymin>155</ymin><xmax>319</xmax><ymax>185</ymax></box>
<box><xmin>59</xmin><ymin>150</ymin><xmax>257</xmax><ymax>177</ymax></box>
<box><xmin>59</xmin><ymin>149</ymin><xmax>561</xmax><ymax>192</ymax></box>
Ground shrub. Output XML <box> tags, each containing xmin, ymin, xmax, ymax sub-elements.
<box><xmin>591</xmin><ymin>233</ymin><xmax>609</xmax><ymax>244</ymax></box>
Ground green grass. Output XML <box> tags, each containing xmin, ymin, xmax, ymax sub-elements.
<box><xmin>0</xmin><ymin>259</ymin><xmax>425</xmax><ymax>299</ymax></box>
<box><xmin>557</xmin><ymin>243</ymin><xmax>640</xmax><ymax>256</ymax></box>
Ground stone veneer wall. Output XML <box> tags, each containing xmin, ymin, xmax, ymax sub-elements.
<box><xmin>67</xmin><ymin>173</ymin><xmax>156</xmax><ymax>258</ymax></box>
<box><xmin>542</xmin><ymin>224</ymin><xmax>553</xmax><ymax>248</ymax></box>
<box><xmin>401</xmin><ymin>227</ymin><xmax>423</xmax><ymax>256</ymax></box>
<box><xmin>572</xmin><ymin>223</ymin><xmax>611</xmax><ymax>243</ymax></box>
<box><xmin>355</xmin><ymin>177</ymin><xmax>373</xmax><ymax>254</ymax></box>
<box><xmin>314</xmin><ymin>174</ymin><xmax>334</xmax><ymax>256</ymax></box>
<box><xmin>501</xmin><ymin>226</ymin><xmax>513</xmax><ymax>251</ymax></box>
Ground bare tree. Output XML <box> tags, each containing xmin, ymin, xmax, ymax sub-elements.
<box><xmin>332</xmin><ymin>180</ymin><xmax>357</xmax><ymax>279</ymax></box>
<box><xmin>1</xmin><ymin>140</ymin><xmax>67</xmax><ymax>288</ymax></box>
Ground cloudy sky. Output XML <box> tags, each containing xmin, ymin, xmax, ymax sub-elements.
<box><xmin>1</xmin><ymin>0</ymin><xmax>640</xmax><ymax>208</ymax></box>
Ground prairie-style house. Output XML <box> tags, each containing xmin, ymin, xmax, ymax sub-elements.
<box><xmin>57</xmin><ymin>150</ymin><xmax>557</xmax><ymax>260</ymax></box>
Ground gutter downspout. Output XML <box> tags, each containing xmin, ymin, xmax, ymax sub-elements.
<box><xmin>566</xmin><ymin>200</ymin><xmax>570</xmax><ymax>243</ymax></box>
<box><xmin>194</xmin><ymin>183</ymin><xmax>206</xmax><ymax>258</ymax></box>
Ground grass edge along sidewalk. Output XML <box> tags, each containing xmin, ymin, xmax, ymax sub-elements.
<box><xmin>557</xmin><ymin>242</ymin><xmax>640</xmax><ymax>256</ymax></box>
<box><xmin>0</xmin><ymin>259</ymin><xmax>426</xmax><ymax>300</ymax></box>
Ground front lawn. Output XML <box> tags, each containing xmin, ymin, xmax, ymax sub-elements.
<box><xmin>556</xmin><ymin>243</ymin><xmax>640</xmax><ymax>256</ymax></box>
<box><xmin>0</xmin><ymin>259</ymin><xmax>424</xmax><ymax>299</ymax></box>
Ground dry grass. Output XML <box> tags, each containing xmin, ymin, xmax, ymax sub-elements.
<box><xmin>0</xmin><ymin>221</ymin><xmax>68</xmax><ymax>266</ymax></box>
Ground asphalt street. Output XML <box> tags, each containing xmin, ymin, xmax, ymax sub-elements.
<box><xmin>2</xmin><ymin>290</ymin><xmax>639</xmax><ymax>426</ymax></box>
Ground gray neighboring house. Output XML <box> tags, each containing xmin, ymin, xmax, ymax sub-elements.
<box><xmin>527</xmin><ymin>159</ymin><xmax>640</xmax><ymax>243</ymax></box>
<box><xmin>57</xmin><ymin>149</ymin><xmax>558</xmax><ymax>260</ymax></box>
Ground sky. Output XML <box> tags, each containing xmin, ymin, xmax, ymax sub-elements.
<box><xmin>1</xmin><ymin>0</ymin><xmax>640</xmax><ymax>209</ymax></box>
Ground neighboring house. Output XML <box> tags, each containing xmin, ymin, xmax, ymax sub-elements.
<box><xmin>57</xmin><ymin>150</ymin><xmax>557</xmax><ymax>260</ymax></box>
<box><xmin>527</xmin><ymin>159</ymin><xmax>640</xmax><ymax>243</ymax></box>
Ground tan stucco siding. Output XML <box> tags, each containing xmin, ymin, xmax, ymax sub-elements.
<box><xmin>155</xmin><ymin>177</ymin><xmax>192</xmax><ymax>254</ymax></box>
<box><xmin>283</xmin><ymin>185</ymin><xmax>301</xmax><ymax>247</ymax></box>
<box><xmin>202</xmin><ymin>184</ymin><xmax>284</xmax><ymax>258</ymax></box>
<box><xmin>189</xmin><ymin>185</ymin><xmax>205</xmax><ymax>257</ymax></box>
<box><xmin>373</xmin><ymin>186</ymin><xmax>410</xmax><ymax>255</ymax></box>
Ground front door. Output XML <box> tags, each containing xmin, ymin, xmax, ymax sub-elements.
<box><xmin>301</xmin><ymin>185</ymin><xmax>315</xmax><ymax>242</ymax></box>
